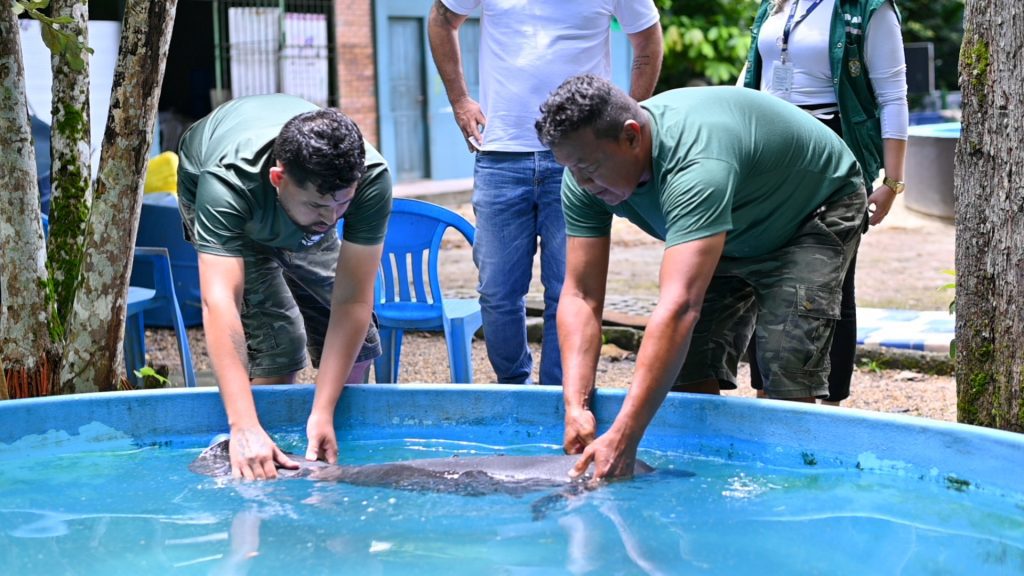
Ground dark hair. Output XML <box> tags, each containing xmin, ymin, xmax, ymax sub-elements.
<box><xmin>535</xmin><ymin>74</ymin><xmax>643</xmax><ymax>148</ymax></box>
<box><xmin>273</xmin><ymin>108</ymin><xmax>366</xmax><ymax>197</ymax></box>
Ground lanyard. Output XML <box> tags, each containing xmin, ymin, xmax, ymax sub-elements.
<box><xmin>779</xmin><ymin>0</ymin><xmax>826</xmax><ymax>62</ymax></box>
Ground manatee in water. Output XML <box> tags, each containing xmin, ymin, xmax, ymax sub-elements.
<box><xmin>189</xmin><ymin>438</ymin><xmax>666</xmax><ymax>497</ymax></box>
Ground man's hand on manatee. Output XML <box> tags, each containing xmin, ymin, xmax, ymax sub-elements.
<box><xmin>230</xmin><ymin>426</ymin><xmax>299</xmax><ymax>480</ymax></box>
<box><xmin>305</xmin><ymin>411</ymin><xmax>339</xmax><ymax>464</ymax></box>
<box><xmin>563</xmin><ymin>406</ymin><xmax>597</xmax><ymax>455</ymax></box>
<box><xmin>571</xmin><ymin>428</ymin><xmax>640</xmax><ymax>482</ymax></box>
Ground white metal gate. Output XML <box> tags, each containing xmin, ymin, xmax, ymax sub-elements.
<box><xmin>210</xmin><ymin>0</ymin><xmax>337</xmax><ymax>107</ymax></box>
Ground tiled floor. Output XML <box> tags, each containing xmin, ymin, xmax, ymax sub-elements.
<box><xmin>856</xmin><ymin>307</ymin><xmax>955</xmax><ymax>353</ymax></box>
<box><xmin>601</xmin><ymin>297</ymin><xmax>955</xmax><ymax>354</ymax></box>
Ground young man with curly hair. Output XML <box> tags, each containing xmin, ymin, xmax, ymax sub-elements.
<box><xmin>178</xmin><ymin>94</ymin><xmax>392</xmax><ymax>480</ymax></box>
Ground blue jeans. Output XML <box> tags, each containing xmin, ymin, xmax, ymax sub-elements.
<box><xmin>472</xmin><ymin>150</ymin><xmax>566</xmax><ymax>385</ymax></box>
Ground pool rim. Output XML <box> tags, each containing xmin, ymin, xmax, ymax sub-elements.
<box><xmin>1</xmin><ymin>384</ymin><xmax>1021</xmax><ymax>495</ymax></box>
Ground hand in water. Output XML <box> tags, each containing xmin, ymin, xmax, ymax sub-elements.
<box><xmin>571</xmin><ymin>428</ymin><xmax>639</xmax><ymax>481</ymax></box>
<box><xmin>229</xmin><ymin>426</ymin><xmax>299</xmax><ymax>480</ymax></box>
<box><xmin>563</xmin><ymin>406</ymin><xmax>597</xmax><ymax>455</ymax></box>
<box><xmin>305</xmin><ymin>412</ymin><xmax>339</xmax><ymax>464</ymax></box>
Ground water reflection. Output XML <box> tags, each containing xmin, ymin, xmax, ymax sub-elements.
<box><xmin>557</xmin><ymin>493</ymin><xmax>697</xmax><ymax>575</ymax></box>
<box><xmin>208</xmin><ymin>510</ymin><xmax>261</xmax><ymax>576</ymax></box>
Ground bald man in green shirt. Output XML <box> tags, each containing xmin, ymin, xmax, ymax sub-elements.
<box><xmin>178</xmin><ymin>94</ymin><xmax>392</xmax><ymax>480</ymax></box>
<box><xmin>535</xmin><ymin>75</ymin><xmax>866</xmax><ymax>480</ymax></box>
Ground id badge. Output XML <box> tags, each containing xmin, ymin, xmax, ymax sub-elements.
<box><xmin>772</xmin><ymin>60</ymin><xmax>794</xmax><ymax>96</ymax></box>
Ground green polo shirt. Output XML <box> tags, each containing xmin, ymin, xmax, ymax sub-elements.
<box><xmin>178</xmin><ymin>94</ymin><xmax>391</xmax><ymax>257</ymax></box>
<box><xmin>562</xmin><ymin>86</ymin><xmax>863</xmax><ymax>258</ymax></box>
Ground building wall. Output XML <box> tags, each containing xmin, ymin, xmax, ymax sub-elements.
<box><xmin>336</xmin><ymin>0</ymin><xmax>380</xmax><ymax>146</ymax></box>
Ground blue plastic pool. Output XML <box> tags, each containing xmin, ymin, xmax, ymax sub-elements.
<box><xmin>1</xmin><ymin>385</ymin><xmax>1022</xmax><ymax>574</ymax></box>
<box><xmin>908</xmin><ymin>121</ymin><xmax>962</xmax><ymax>139</ymax></box>
<box><xmin>905</xmin><ymin>121</ymin><xmax>960</xmax><ymax>219</ymax></box>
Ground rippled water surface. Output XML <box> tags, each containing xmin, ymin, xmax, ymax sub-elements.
<box><xmin>1</xmin><ymin>432</ymin><xmax>1022</xmax><ymax>575</ymax></box>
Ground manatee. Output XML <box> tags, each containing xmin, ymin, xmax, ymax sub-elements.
<box><xmin>189</xmin><ymin>438</ymin><xmax>661</xmax><ymax>497</ymax></box>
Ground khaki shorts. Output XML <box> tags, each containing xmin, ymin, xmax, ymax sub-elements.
<box><xmin>180</xmin><ymin>199</ymin><xmax>380</xmax><ymax>379</ymax></box>
<box><xmin>676</xmin><ymin>191</ymin><xmax>866</xmax><ymax>399</ymax></box>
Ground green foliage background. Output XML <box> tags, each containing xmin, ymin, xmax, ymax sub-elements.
<box><xmin>656</xmin><ymin>0</ymin><xmax>759</xmax><ymax>91</ymax></box>
<box><xmin>656</xmin><ymin>0</ymin><xmax>965</xmax><ymax>95</ymax></box>
<box><xmin>898</xmin><ymin>0</ymin><xmax>964</xmax><ymax>91</ymax></box>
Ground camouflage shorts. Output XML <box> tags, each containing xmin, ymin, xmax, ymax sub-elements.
<box><xmin>178</xmin><ymin>198</ymin><xmax>380</xmax><ymax>379</ymax></box>
<box><xmin>239</xmin><ymin>230</ymin><xmax>381</xmax><ymax>379</ymax></box>
<box><xmin>677</xmin><ymin>191</ymin><xmax>867</xmax><ymax>399</ymax></box>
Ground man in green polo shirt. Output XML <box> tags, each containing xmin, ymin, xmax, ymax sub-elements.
<box><xmin>534</xmin><ymin>75</ymin><xmax>866</xmax><ymax>480</ymax></box>
<box><xmin>178</xmin><ymin>94</ymin><xmax>392</xmax><ymax>480</ymax></box>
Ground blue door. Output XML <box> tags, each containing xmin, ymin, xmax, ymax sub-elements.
<box><xmin>388</xmin><ymin>17</ymin><xmax>428</xmax><ymax>181</ymax></box>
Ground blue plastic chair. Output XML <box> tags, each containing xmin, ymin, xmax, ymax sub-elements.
<box><xmin>126</xmin><ymin>247</ymin><xmax>197</xmax><ymax>388</ymax></box>
<box><xmin>134</xmin><ymin>194</ymin><xmax>202</xmax><ymax>327</ymax></box>
<box><xmin>368</xmin><ymin>198</ymin><xmax>482</xmax><ymax>383</ymax></box>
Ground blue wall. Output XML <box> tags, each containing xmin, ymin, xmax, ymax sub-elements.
<box><xmin>374</xmin><ymin>0</ymin><xmax>635</xmax><ymax>181</ymax></box>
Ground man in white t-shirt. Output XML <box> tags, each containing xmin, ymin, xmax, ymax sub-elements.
<box><xmin>428</xmin><ymin>0</ymin><xmax>662</xmax><ymax>385</ymax></box>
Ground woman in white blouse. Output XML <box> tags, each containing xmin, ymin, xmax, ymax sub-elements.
<box><xmin>741</xmin><ymin>0</ymin><xmax>909</xmax><ymax>406</ymax></box>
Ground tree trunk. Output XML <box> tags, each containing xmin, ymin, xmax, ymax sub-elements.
<box><xmin>47</xmin><ymin>0</ymin><xmax>93</xmax><ymax>337</ymax></box>
<box><xmin>59</xmin><ymin>0</ymin><xmax>178</xmax><ymax>393</ymax></box>
<box><xmin>954</xmin><ymin>0</ymin><xmax>1024</xmax><ymax>431</ymax></box>
<box><xmin>0</xmin><ymin>3</ymin><xmax>58</xmax><ymax>398</ymax></box>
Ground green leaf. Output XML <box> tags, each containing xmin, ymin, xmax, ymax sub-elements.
<box><xmin>133</xmin><ymin>366</ymin><xmax>170</xmax><ymax>385</ymax></box>
<box><xmin>683</xmin><ymin>28</ymin><xmax>705</xmax><ymax>45</ymax></box>
<box><xmin>66</xmin><ymin>49</ymin><xmax>85</xmax><ymax>71</ymax></box>
<box><xmin>19</xmin><ymin>0</ymin><xmax>51</xmax><ymax>11</ymax></box>
<box><xmin>39</xmin><ymin>23</ymin><xmax>63</xmax><ymax>54</ymax></box>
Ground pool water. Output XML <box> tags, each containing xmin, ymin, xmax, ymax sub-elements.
<box><xmin>2</xmin><ymin>431</ymin><xmax>1022</xmax><ymax>575</ymax></box>
<box><xmin>907</xmin><ymin>121</ymin><xmax>962</xmax><ymax>139</ymax></box>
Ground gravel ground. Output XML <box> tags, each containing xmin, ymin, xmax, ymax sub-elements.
<box><xmin>146</xmin><ymin>193</ymin><xmax>958</xmax><ymax>423</ymax></box>
<box><xmin>372</xmin><ymin>332</ymin><xmax>956</xmax><ymax>422</ymax></box>
<box><xmin>151</xmin><ymin>327</ymin><xmax>955</xmax><ymax>423</ymax></box>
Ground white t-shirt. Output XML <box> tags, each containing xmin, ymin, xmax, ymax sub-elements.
<box><xmin>442</xmin><ymin>0</ymin><xmax>660</xmax><ymax>151</ymax></box>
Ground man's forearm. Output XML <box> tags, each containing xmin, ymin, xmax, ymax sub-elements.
<box><xmin>427</xmin><ymin>1</ymin><xmax>470</xmax><ymax>105</ymax></box>
<box><xmin>627</xmin><ymin>23</ymin><xmax>664</xmax><ymax>101</ymax></box>
<box><xmin>310</xmin><ymin>302</ymin><xmax>373</xmax><ymax>416</ymax></box>
<box><xmin>204</xmin><ymin>304</ymin><xmax>259</xmax><ymax>429</ymax></box>
<box><xmin>609</xmin><ymin>301</ymin><xmax>698</xmax><ymax>441</ymax></box>
<box><xmin>558</xmin><ymin>294</ymin><xmax>604</xmax><ymax>411</ymax></box>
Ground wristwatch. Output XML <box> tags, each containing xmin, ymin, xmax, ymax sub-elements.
<box><xmin>883</xmin><ymin>176</ymin><xmax>905</xmax><ymax>194</ymax></box>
